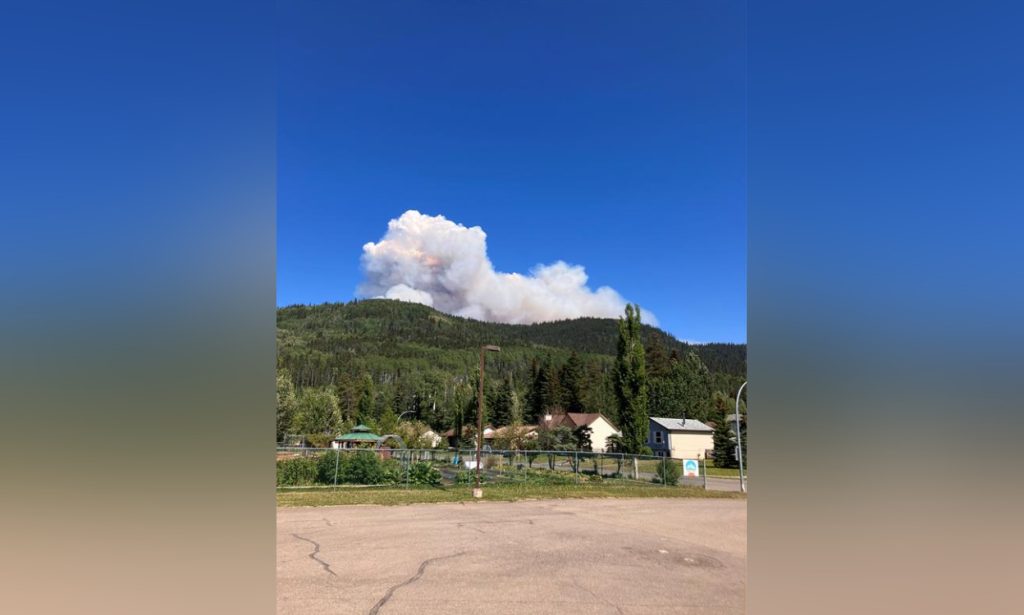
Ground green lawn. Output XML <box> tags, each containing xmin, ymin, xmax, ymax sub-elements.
<box><xmin>277</xmin><ymin>482</ymin><xmax>745</xmax><ymax>507</ymax></box>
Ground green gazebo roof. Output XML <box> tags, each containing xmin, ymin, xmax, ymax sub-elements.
<box><xmin>335</xmin><ymin>425</ymin><xmax>381</xmax><ymax>441</ymax></box>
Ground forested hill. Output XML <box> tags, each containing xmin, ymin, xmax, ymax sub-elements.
<box><xmin>276</xmin><ymin>299</ymin><xmax>746</xmax><ymax>437</ymax></box>
<box><xmin>277</xmin><ymin>299</ymin><xmax>745</xmax><ymax>375</ymax></box>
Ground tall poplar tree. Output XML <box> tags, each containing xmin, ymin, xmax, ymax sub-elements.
<box><xmin>614</xmin><ymin>304</ymin><xmax>650</xmax><ymax>454</ymax></box>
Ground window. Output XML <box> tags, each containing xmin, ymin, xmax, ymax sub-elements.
<box><xmin>654</xmin><ymin>431</ymin><xmax>663</xmax><ymax>444</ymax></box>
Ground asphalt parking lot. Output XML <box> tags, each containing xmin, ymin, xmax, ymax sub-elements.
<box><xmin>278</xmin><ymin>497</ymin><xmax>746</xmax><ymax>614</ymax></box>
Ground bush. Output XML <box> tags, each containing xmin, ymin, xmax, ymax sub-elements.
<box><xmin>306</xmin><ymin>433</ymin><xmax>334</xmax><ymax>448</ymax></box>
<box><xmin>277</xmin><ymin>456</ymin><xmax>319</xmax><ymax>486</ymax></box>
<box><xmin>408</xmin><ymin>462</ymin><xmax>442</xmax><ymax>486</ymax></box>
<box><xmin>655</xmin><ymin>459</ymin><xmax>681</xmax><ymax>486</ymax></box>
<box><xmin>339</xmin><ymin>450</ymin><xmax>400</xmax><ymax>485</ymax></box>
<box><xmin>316</xmin><ymin>450</ymin><xmax>343</xmax><ymax>484</ymax></box>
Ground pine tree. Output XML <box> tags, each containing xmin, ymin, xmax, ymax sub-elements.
<box><xmin>645</xmin><ymin>335</ymin><xmax>672</xmax><ymax>379</ymax></box>
<box><xmin>560</xmin><ymin>351</ymin><xmax>586</xmax><ymax>413</ymax></box>
<box><xmin>712</xmin><ymin>417</ymin><xmax>737</xmax><ymax>468</ymax></box>
<box><xmin>356</xmin><ymin>374</ymin><xmax>374</xmax><ymax>425</ymax></box>
<box><xmin>527</xmin><ymin>358</ymin><xmax>548</xmax><ymax>423</ymax></box>
<box><xmin>490</xmin><ymin>376</ymin><xmax>515</xmax><ymax>427</ymax></box>
<box><xmin>614</xmin><ymin>304</ymin><xmax>650</xmax><ymax>454</ymax></box>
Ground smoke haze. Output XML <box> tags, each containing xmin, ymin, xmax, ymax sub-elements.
<box><xmin>359</xmin><ymin>210</ymin><xmax>657</xmax><ymax>326</ymax></box>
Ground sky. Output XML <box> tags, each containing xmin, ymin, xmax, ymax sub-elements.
<box><xmin>277</xmin><ymin>1</ymin><xmax>746</xmax><ymax>343</ymax></box>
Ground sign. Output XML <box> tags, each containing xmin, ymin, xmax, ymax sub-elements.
<box><xmin>464</xmin><ymin>460</ymin><xmax>479</xmax><ymax>470</ymax></box>
<box><xmin>682</xmin><ymin>459</ymin><xmax>700</xmax><ymax>478</ymax></box>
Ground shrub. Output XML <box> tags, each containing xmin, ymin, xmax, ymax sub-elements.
<box><xmin>339</xmin><ymin>450</ymin><xmax>399</xmax><ymax>485</ymax></box>
<box><xmin>277</xmin><ymin>456</ymin><xmax>319</xmax><ymax>486</ymax></box>
<box><xmin>316</xmin><ymin>450</ymin><xmax>343</xmax><ymax>484</ymax></box>
<box><xmin>408</xmin><ymin>462</ymin><xmax>442</xmax><ymax>486</ymax></box>
<box><xmin>655</xmin><ymin>459</ymin><xmax>681</xmax><ymax>486</ymax></box>
<box><xmin>306</xmin><ymin>433</ymin><xmax>334</xmax><ymax>448</ymax></box>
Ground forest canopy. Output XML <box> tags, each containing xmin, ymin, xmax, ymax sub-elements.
<box><xmin>277</xmin><ymin>299</ymin><xmax>746</xmax><ymax>443</ymax></box>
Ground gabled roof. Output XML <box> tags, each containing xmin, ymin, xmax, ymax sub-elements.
<box><xmin>442</xmin><ymin>425</ymin><xmax>496</xmax><ymax>437</ymax></box>
<box><xmin>541</xmin><ymin>412</ymin><xmax>618</xmax><ymax>431</ymax></box>
<box><xmin>334</xmin><ymin>428</ymin><xmax>382</xmax><ymax>441</ymax></box>
<box><xmin>649</xmin><ymin>417</ymin><xmax>713</xmax><ymax>433</ymax></box>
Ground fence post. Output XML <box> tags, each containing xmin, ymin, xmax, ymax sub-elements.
<box><xmin>574</xmin><ymin>451</ymin><xmax>579</xmax><ymax>484</ymax></box>
<box><xmin>633</xmin><ymin>457</ymin><xmax>638</xmax><ymax>481</ymax></box>
<box><xmin>334</xmin><ymin>448</ymin><xmax>340</xmax><ymax>486</ymax></box>
<box><xmin>702</xmin><ymin>457</ymin><xmax>708</xmax><ymax>490</ymax></box>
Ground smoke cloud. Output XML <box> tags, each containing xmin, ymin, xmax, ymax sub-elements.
<box><xmin>358</xmin><ymin>210</ymin><xmax>657</xmax><ymax>326</ymax></box>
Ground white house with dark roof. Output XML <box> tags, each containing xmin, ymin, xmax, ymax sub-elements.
<box><xmin>648</xmin><ymin>417</ymin><xmax>714</xmax><ymax>459</ymax></box>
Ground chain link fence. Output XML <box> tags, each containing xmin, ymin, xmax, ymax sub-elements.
<box><xmin>276</xmin><ymin>447</ymin><xmax>744</xmax><ymax>491</ymax></box>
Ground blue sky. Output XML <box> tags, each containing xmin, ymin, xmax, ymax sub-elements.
<box><xmin>278</xmin><ymin>1</ymin><xmax>746</xmax><ymax>343</ymax></box>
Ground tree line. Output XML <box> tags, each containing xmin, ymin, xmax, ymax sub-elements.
<box><xmin>277</xmin><ymin>299</ymin><xmax>746</xmax><ymax>457</ymax></box>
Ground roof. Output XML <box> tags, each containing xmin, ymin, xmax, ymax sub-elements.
<box><xmin>649</xmin><ymin>417</ymin><xmax>713</xmax><ymax>433</ymax></box>
<box><xmin>334</xmin><ymin>425</ymin><xmax>382</xmax><ymax>440</ymax></box>
<box><xmin>490</xmin><ymin>425</ymin><xmax>540</xmax><ymax>438</ymax></box>
<box><xmin>541</xmin><ymin>412</ymin><xmax>618</xmax><ymax>431</ymax></box>
<box><xmin>442</xmin><ymin>425</ymin><xmax>496</xmax><ymax>437</ymax></box>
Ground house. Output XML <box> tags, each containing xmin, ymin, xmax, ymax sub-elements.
<box><xmin>443</xmin><ymin>425</ymin><xmax>496</xmax><ymax>448</ymax></box>
<box><xmin>539</xmin><ymin>412</ymin><xmax>621</xmax><ymax>453</ymax></box>
<box><xmin>419</xmin><ymin>429</ymin><xmax>444</xmax><ymax>448</ymax></box>
<box><xmin>331</xmin><ymin>424</ymin><xmax>381</xmax><ymax>449</ymax></box>
<box><xmin>647</xmin><ymin>417</ymin><xmax>714</xmax><ymax>459</ymax></box>
<box><xmin>489</xmin><ymin>424</ymin><xmax>541</xmax><ymax>448</ymax></box>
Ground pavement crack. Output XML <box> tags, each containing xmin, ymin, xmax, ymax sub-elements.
<box><xmin>368</xmin><ymin>551</ymin><xmax>467</xmax><ymax>614</ymax></box>
<box><xmin>572</xmin><ymin>578</ymin><xmax>624</xmax><ymax>615</ymax></box>
<box><xmin>292</xmin><ymin>533</ymin><xmax>337</xmax><ymax>577</ymax></box>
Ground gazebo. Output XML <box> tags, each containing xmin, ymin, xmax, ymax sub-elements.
<box><xmin>331</xmin><ymin>424</ymin><xmax>381</xmax><ymax>449</ymax></box>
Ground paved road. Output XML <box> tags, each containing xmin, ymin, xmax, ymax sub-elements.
<box><xmin>278</xmin><ymin>498</ymin><xmax>746</xmax><ymax>614</ymax></box>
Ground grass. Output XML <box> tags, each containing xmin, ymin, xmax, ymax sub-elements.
<box><xmin>277</xmin><ymin>482</ymin><xmax>745</xmax><ymax>507</ymax></box>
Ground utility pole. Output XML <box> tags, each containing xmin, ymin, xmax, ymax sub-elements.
<box><xmin>475</xmin><ymin>345</ymin><xmax>501</xmax><ymax>498</ymax></box>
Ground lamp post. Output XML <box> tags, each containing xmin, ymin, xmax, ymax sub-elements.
<box><xmin>735</xmin><ymin>381</ymin><xmax>747</xmax><ymax>493</ymax></box>
<box><xmin>475</xmin><ymin>344</ymin><xmax>501</xmax><ymax>498</ymax></box>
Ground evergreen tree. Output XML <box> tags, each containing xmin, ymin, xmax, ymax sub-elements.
<box><xmin>355</xmin><ymin>374</ymin><xmax>374</xmax><ymax>424</ymax></box>
<box><xmin>574</xmin><ymin>425</ymin><xmax>593</xmax><ymax>451</ymax></box>
<box><xmin>560</xmin><ymin>351</ymin><xmax>586</xmax><ymax>413</ymax></box>
<box><xmin>712</xmin><ymin>417</ymin><xmax>737</xmax><ymax>468</ymax></box>
<box><xmin>376</xmin><ymin>406</ymin><xmax>399</xmax><ymax>436</ymax></box>
<box><xmin>645</xmin><ymin>335</ymin><xmax>672</xmax><ymax>379</ymax></box>
<box><xmin>614</xmin><ymin>304</ymin><xmax>650</xmax><ymax>454</ymax></box>
<box><xmin>543</xmin><ymin>360</ymin><xmax>565</xmax><ymax>413</ymax></box>
<box><xmin>527</xmin><ymin>358</ymin><xmax>548</xmax><ymax>423</ymax></box>
<box><xmin>490</xmin><ymin>376</ymin><xmax>515</xmax><ymax>427</ymax></box>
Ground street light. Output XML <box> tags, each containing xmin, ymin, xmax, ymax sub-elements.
<box><xmin>735</xmin><ymin>381</ymin><xmax>747</xmax><ymax>493</ymax></box>
<box><xmin>475</xmin><ymin>344</ymin><xmax>501</xmax><ymax>498</ymax></box>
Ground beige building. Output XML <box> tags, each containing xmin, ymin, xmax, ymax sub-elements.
<box><xmin>648</xmin><ymin>417</ymin><xmax>714</xmax><ymax>459</ymax></box>
<box><xmin>540</xmin><ymin>412</ymin><xmax>621</xmax><ymax>453</ymax></box>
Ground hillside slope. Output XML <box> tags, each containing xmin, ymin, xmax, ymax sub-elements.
<box><xmin>277</xmin><ymin>299</ymin><xmax>745</xmax><ymax>377</ymax></box>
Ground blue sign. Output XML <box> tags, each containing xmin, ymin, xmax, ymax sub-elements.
<box><xmin>683</xmin><ymin>459</ymin><xmax>699</xmax><ymax>477</ymax></box>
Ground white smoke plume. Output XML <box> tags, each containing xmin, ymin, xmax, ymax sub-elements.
<box><xmin>358</xmin><ymin>210</ymin><xmax>657</xmax><ymax>326</ymax></box>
